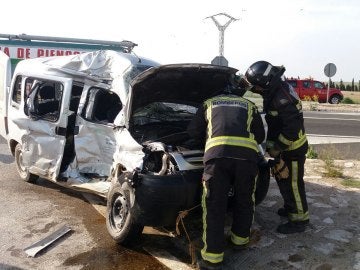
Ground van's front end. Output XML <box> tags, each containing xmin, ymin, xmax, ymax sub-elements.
<box><xmin>106</xmin><ymin>64</ymin><xmax>270</xmax><ymax>245</ymax></box>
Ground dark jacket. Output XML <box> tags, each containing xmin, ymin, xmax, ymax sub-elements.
<box><xmin>264</xmin><ymin>81</ymin><xmax>308</xmax><ymax>156</ymax></box>
<box><xmin>187</xmin><ymin>94</ymin><xmax>265</xmax><ymax>163</ymax></box>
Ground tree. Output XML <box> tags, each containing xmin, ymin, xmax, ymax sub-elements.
<box><xmin>329</xmin><ymin>78</ymin><xmax>335</xmax><ymax>88</ymax></box>
<box><xmin>351</xmin><ymin>78</ymin><xmax>355</xmax><ymax>91</ymax></box>
<box><xmin>339</xmin><ymin>79</ymin><xmax>345</xmax><ymax>90</ymax></box>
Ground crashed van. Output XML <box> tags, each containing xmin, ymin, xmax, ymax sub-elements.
<box><xmin>0</xmin><ymin>50</ymin><xmax>270</xmax><ymax>244</ymax></box>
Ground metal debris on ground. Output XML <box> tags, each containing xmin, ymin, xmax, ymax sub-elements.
<box><xmin>24</xmin><ymin>225</ymin><xmax>72</xmax><ymax>257</ymax></box>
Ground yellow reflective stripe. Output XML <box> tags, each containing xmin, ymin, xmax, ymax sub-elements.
<box><xmin>291</xmin><ymin>161</ymin><xmax>304</xmax><ymax>215</ymax></box>
<box><xmin>269</xmin><ymin>110</ymin><xmax>278</xmax><ymax>116</ymax></box>
<box><xmin>200</xmin><ymin>180</ymin><xmax>224</xmax><ymax>264</ymax></box>
<box><xmin>201</xmin><ymin>181</ymin><xmax>208</xmax><ymax>255</ymax></box>
<box><xmin>201</xmin><ymin>250</ymin><xmax>224</xmax><ymax>264</ymax></box>
<box><xmin>289</xmin><ymin>160</ymin><xmax>309</xmax><ymax>222</ymax></box>
<box><xmin>286</xmin><ymin>133</ymin><xmax>307</xmax><ymax>151</ymax></box>
<box><xmin>251</xmin><ymin>174</ymin><xmax>257</xmax><ymax>223</ymax></box>
<box><xmin>205</xmin><ymin>100</ymin><xmax>213</xmax><ymax>139</ymax></box>
<box><xmin>230</xmin><ymin>231</ymin><xmax>249</xmax><ymax>245</ymax></box>
<box><xmin>205</xmin><ymin>136</ymin><xmax>258</xmax><ymax>152</ymax></box>
<box><xmin>296</xmin><ymin>101</ymin><xmax>303</xmax><ymax>111</ymax></box>
<box><xmin>289</xmin><ymin>211</ymin><xmax>309</xmax><ymax>222</ymax></box>
<box><xmin>278</xmin><ymin>133</ymin><xmax>292</xmax><ymax>146</ymax></box>
<box><xmin>247</xmin><ymin>104</ymin><xmax>255</xmax><ymax>140</ymax></box>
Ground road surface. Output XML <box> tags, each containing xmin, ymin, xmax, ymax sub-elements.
<box><xmin>304</xmin><ymin>111</ymin><xmax>360</xmax><ymax>159</ymax></box>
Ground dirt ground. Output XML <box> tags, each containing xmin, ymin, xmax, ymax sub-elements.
<box><xmin>170</xmin><ymin>159</ymin><xmax>360</xmax><ymax>270</ymax></box>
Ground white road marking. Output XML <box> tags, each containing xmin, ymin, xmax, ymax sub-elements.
<box><xmin>307</xmin><ymin>134</ymin><xmax>360</xmax><ymax>145</ymax></box>
<box><xmin>304</xmin><ymin>116</ymin><xmax>360</xmax><ymax>121</ymax></box>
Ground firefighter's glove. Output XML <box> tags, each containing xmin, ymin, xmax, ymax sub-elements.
<box><xmin>269</xmin><ymin>158</ymin><xmax>289</xmax><ymax>180</ymax></box>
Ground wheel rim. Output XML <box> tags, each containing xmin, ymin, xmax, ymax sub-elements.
<box><xmin>331</xmin><ymin>96</ymin><xmax>339</xmax><ymax>104</ymax></box>
<box><xmin>110</xmin><ymin>193</ymin><xmax>129</xmax><ymax>231</ymax></box>
<box><xmin>16</xmin><ymin>147</ymin><xmax>27</xmax><ymax>178</ymax></box>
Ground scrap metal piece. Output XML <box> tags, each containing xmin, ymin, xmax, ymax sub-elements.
<box><xmin>24</xmin><ymin>225</ymin><xmax>71</xmax><ymax>257</ymax></box>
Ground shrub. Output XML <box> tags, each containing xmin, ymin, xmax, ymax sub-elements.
<box><xmin>306</xmin><ymin>146</ymin><xmax>318</xmax><ymax>159</ymax></box>
<box><xmin>312</xmin><ymin>95</ymin><xmax>319</xmax><ymax>102</ymax></box>
<box><xmin>341</xmin><ymin>97</ymin><xmax>355</xmax><ymax>104</ymax></box>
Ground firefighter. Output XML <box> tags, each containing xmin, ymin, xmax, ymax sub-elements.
<box><xmin>187</xmin><ymin>83</ymin><xmax>265</xmax><ymax>270</ymax></box>
<box><xmin>245</xmin><ymin>60</ymin><xmax>310</xmax><ymax>234</ymax></box>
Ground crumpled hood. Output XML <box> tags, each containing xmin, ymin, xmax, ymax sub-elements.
<box><xmin>129</xmin><ymin>64</ymin><xmax>238</xmax><ymax>113</ymax></box>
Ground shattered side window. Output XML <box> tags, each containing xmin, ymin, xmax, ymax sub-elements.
<box><xmin>81</xmin><ymin>88</ymin><xmax>122</xmax><ymax>124</ymax></box>
<box><xmin>25</xmin><ymin>78</ymin><xmax>63</xmax><ymax>122</ymax></box>
<box><xmin>123</xmin><ymin>65</ymin><xmax>153</xmax><ymax>94</ymax></box>
<box><xmin>11</xmin><ymin>76</ymin><xmax>22</xmax><ymax>105</ymax></box>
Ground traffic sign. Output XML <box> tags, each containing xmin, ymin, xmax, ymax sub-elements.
<box><xmin>324</xmin><ymin>63</ymin><xmax>337</xmax><ymax>77</ymax></box>
<box><xmin>211</xmin><ymin>56</ymin><xmax>228</xmax><ymax>66</ymax></box>
<box><xmin>324</xmin><ymin>63</ymin><xmax>337</xmax><ymax>103</ymax></box>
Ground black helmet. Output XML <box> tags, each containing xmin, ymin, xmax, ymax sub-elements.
<box><xmin>245</xmin><ymin>61</ymin><xmax>285</xmax><ymax>89</ymax></box>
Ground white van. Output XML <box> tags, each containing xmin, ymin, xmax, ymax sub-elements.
<box><xmin>0</xmin><ymin>50</ymin><xmax>270</xmax><ymax>245</ymax></box>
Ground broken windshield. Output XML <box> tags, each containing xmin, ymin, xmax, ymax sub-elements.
<box><xmin>132</xmin><ymin>102</ymin><xmax>196</xmax><ymax>126</ymax></box>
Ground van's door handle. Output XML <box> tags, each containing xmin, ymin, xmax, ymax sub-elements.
<box><xmin>55</xmin><ymin>127</ymin><xmax>66</xmax><ymax>136</ymax></box>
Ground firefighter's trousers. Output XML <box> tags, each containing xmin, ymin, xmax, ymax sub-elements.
<box><xmin>201</xmin><ymin>158</ymin><xmax>258</xmax><ymax>263</ymax></box>
<box><xmin>276</xmin><ymin>154</ymin><xmax>309</xmax><ymax>222</ymax></box>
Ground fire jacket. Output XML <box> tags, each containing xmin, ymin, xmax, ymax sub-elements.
<box><xmin>264</xmin><ymin>81</ymin><xmax>308</xmax><ymax>154</ymax></box>
<box><xmin>187</xmin><ymin>94</ymin><xmax>265</xmax><ymax>163</ymax></box>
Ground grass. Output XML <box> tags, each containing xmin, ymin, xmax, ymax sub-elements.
<box><xmin>322</xmin><ymin>159</ymin><xmax>344</xmax><ymax>178</ymax></box>
<box><xmin>341</xmin><ymin>178</ymin><xmax>360</xmax><ymax>188</ymax></box>
<box><xmin>318</xmin><ymin>145</ymin><xmax>344</xmax><ymax>177</ymax></box>
<box><xmin>342</xmin><ymin>91</ymin><xmax>360</xmax><ymax>104</ymax></box>
<box><xmin>306</xmin><ymin>146</ymin><xmax>318</xmax><ymax>159</ymax></box>
<box><xmin>317</xmin><ymin>146</ymin><xmax>360</xmax><ymax>188</ymax></box>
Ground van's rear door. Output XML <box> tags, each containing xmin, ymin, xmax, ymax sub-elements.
<box><xmin>0</xmin><ymin>51</ymin><xmax>11</xmax><ymax>139</ymax></box>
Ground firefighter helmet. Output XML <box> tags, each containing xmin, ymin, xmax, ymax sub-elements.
<box><xmin>245</xmin><ymin>61</ymin><xmax>285</xmax><ymax>89</ymax></box>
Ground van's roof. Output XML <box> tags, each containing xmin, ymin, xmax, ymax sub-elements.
<box><xmin>14</xmin><ymin>50</ymin><xmax>160</xmax><ymax>81</ymax></box>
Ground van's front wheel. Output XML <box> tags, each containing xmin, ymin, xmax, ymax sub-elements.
<box><xmin>106</xmin><ymin>181</ymin><xmax>143</xmax><ymax>246</ymax></box>
<box><xmin>14</xmin><ymin>144</ymin><xmax>38</xmax><ymax>183</ymax></box>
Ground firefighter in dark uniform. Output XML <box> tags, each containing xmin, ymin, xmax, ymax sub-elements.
<box><xmin>187</xmin><ymin>84</ymin><xmax>265</xmax><ymax>270</ymax></box>
<box><xmin>245</xmin><ymin>60</ymin><xmax>310</xmax><ymax>234</ymax></box>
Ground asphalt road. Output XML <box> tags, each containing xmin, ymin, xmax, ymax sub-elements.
<box><xmin>303</xmin><ymin>111</ymin><xmax>360</xmax><ymax>159</ymax></box>
<box><xmin>304</xmin><ymin>111</ymin><xmax>360</xmax><ymax>137</ymax></box>
<box><xmin>0</xmin><ymin>136</ymin><xmax>170</xmax><ymax>270</ymax></box>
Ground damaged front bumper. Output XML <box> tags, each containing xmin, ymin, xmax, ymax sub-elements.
<box><xmin>133</xmin><ymin>170</ymin><xmax>202</xmax><ymax>227</ymax></box>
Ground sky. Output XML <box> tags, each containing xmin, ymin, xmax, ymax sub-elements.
<box><xmin>1</xmin><ymin>0</ymin><xmax>360</xmax><ymax>82</ymax></box>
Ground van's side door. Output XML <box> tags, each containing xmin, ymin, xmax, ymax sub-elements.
<box><xmin>0</xmin><ymin>51</ymin><xmax>11</xmax><ymax>139</ymax></box>
<box><xmin>74</xmin><ymin>86</ymin><xmax>122</xmax><ymax>176</ymax></box>
<box><xmin>7</xmin><ymin>74</ymin><xmax>72</xmax><ymax>180</ymax></box>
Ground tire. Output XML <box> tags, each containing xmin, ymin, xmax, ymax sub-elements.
<box><xmin>14</xmin><ymin>144</ymin><xmax>38</xmax><ymax>183</ymax></box>
<box><xmin>106</xmin><ymin>181</ymin><xmax>144</xmax><ymax>246</ymax></box>
<box><xmin>329</xmin><ymin>94</ymin><xmax>341</xmax><ymax>104</ymax></box>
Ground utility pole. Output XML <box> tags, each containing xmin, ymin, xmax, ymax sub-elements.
<box><xmin>206</xmin><ymin>13</ymin><xmax>238</xmax><ymax>66</ymax></box>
